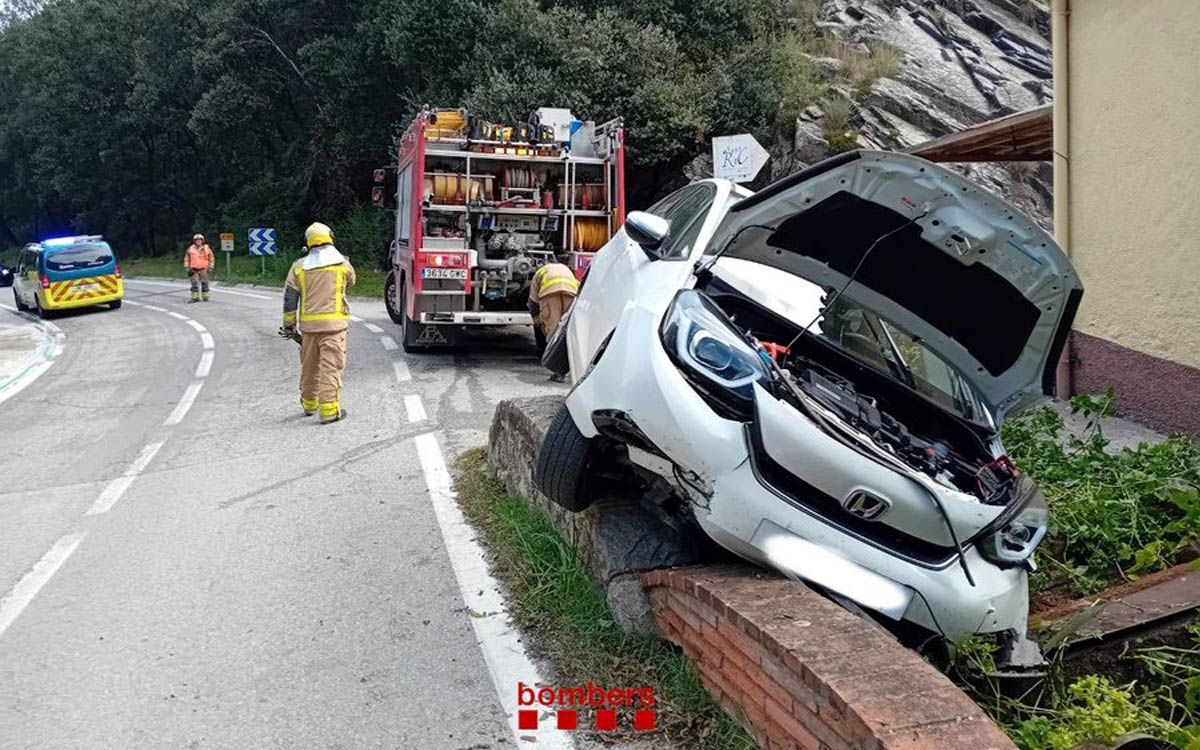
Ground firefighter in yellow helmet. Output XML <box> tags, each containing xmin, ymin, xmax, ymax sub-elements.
<box><xmin>281</xmin><ymin>222</ymin><xmax>356</xmax><ymax>423</ymax></box>
<box><xmin>528</xmin><ymin>256</ymin><xmax>579</xmax><ymax>377</ymax></box>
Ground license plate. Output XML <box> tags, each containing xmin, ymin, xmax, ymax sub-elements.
<box><xmin>75</xmin><ymin>283</ymin><xmax>99</xmax><ymax>292</ymax></box>
<box><xmin>422</xmin><ymin>268</ymin><xmax>467</xmax><ymax>280</ymax></box>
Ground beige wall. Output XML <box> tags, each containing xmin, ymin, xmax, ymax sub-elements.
<box><xmin>1065</xmin><ymin>0</ymin><xmax>1200</xmax><ymax>367</ymax></box>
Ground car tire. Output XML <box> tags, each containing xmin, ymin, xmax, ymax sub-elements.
<box><xmin>109</xmin><ymin>299</ymin><xmax>122</xmax><ymax>310</ymax></box>
<box><xmin>13</xmin><ymin>288</ymin><xmax>26</xmax><ymax>312</ymax></box>
<box><xmin>384</xmin><ymin>272</ymin><xmax>403</xmax><ymax>325</ymax></box>
<box><xmin>35</xmin><ymin>295</ymin><xmax>49</xmax><ymax>319</ymax></box>
<box><xmin>540</xmin><ymin>310</ymin><xmax>571</xmax><ymax>376</ymax></box>
<box><xmin>534</xmin><ymin>404</ymin><xmax>596</xmax><ymax>512</ymax></box>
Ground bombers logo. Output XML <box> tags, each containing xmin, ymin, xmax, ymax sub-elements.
<box><xmin>516</xmin><ymin>682</ymin><xmax>656</xmax><ymax>732</ymax></box>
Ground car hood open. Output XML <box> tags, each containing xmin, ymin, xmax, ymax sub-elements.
<box><xmin>707</xmin><ymin>150</ymin><xmax>1083</xmax><ymax>420</ymax></box>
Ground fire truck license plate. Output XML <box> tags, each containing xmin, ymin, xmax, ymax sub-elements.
<box><xmin>421</xmin><ymin>268</ymin><xmax>467</xmax><ymax>280</ymax></box>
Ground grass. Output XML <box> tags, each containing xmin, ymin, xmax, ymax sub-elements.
<box><xmin>120</xmin><ymin>252</ymin><xmax>386</xmax><ymax>299</ymax></box>
<box><xmin>453</xmin><ymin>448</ymin><xmax>757</xmax><ymax>750</ymax></box>
<box><xmin>822</xmin><ymin>95</ymin><xmax>859</xmax><ymax>153</ymax></box>
<box><xmin>1001</xmin><ymin>391</ymin><xmax>1200</xmax><ymax>597</ymax></box>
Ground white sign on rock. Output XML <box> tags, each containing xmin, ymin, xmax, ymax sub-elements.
<box><xmin>712</xmin><ymin>133</ymin><xmax>770</xmax><ymax>183</ymax></box>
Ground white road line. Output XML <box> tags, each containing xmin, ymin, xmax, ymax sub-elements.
<box><xmin>363</xmin><ymin>322</ymin><xmax>384</xmax><ymax>334</ymax></box>
<box><xmin>413</xmin><ymin>433</ymin><xmax>574</xmax><ymax>749</ymax></box>
<box><xmin>144</xmin><ymin>304</ymin><xmax>166</xmax><ymax>312</ymax></box>
<box><xmin>380</xmin><ymin>336</ymin><xmax>398</xmax><ymax>351</ymax></box>
<box><xmin>186</xmin><ymin>319</ymin><xmax>206</xmax><ymax>333</ymax></box>
<box><xmin>349</xmin><ymin>315</ymin><xmax>363</xmax><ymax>322</ymax></box>
<box><xmin>86</xmin><ymin>441</ymin><xmax>165</xmax><ymax>516</ymax></box>
<box><xmin>164</xmin><ymin>380</ymin><xmax>204</xmax><ymax>426</ymax></box>
<box><xmin>196</xmin><ymin>350</ymin><xmax>214</xmax><ymax>378</ymax></box>
<box><xmin>200</xmin><ymin>332</ymin><xmax>214</xmax><ymax>350</ymax></box>
<box><xmin>0</xmin><ymin>532</ymin><xmax>87</xmax><ymax>639</ymax></box>
<box><xmin>167</xmin><ymin>311</ymin><xmax>188</xmax><ymax>322</ymax></box>
<box><xmin>124</xmin><ymin>299</ymin><xmax>144</xmax><ymax>307</ymax></box>
<box><xmin>403</xmin><ymin>394</ymin><xmax>427</xmax><ymax>423</ymax></box>
<box><xmin>0</xmin><ymin>312</ymin><xmax>64</xmax><ymax>407</ymax></box>
<box><xmin>125</xmin><ymin>279</ymin><xmax>272</xmax><ymax>299</ymax></box>
<box><xmin>392</xmin><ymin>359</ymin><xmax>411</xmax><ymax>383</ymax></box>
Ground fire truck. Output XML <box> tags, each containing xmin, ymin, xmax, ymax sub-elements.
<box><xmin>377</xmin><ymin>107</ymin><xmax>626</xmax><ymax>352</ymax></box>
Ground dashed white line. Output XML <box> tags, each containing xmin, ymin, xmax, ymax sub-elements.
<box><xmin>363</xmin><ymin>322</ymin><xmax>384</xmax><ymax>334</ymax></box>
<box><xmin>0</xmin><ymin>532</ymin><xmax>88</xmax><ymax>639</ymax></box>
<box><xmin>86</xmin><ymin>441</ymin><xmax>165</xmax><ymax>516</ymax></box>
<box><xmin>186</xmin><ymin>319</ymin><xmax>207</xmax><ymax>333</ymax></box>
<box><xmin>144</xmin><ymin>304</ymin><xmax>166</xmax><ymax>312</ymax></box>
<box><xmin>380</xmin><ymin>336</ymin><xmax>398</xmax><ymax>351</ymax></box>
<box><xmin>349</xmin><ymin>315</ymin><xmax>363</xmax><ymax>323</ymax></box>
<box><xmin>196</xmin><ymin>350</ymin><xmax>214</xmax><ymax>378</ymax></box>
<box><xmin>164</xmin><ymin>380</ymin><xmax>205</xmax><ymax>426</ymax></box>
<box><xmin>167</xmin><ymin>311</ymin><xmax>188</xmax><ymax>322</ymax></box>
<box><xmin>124</xmin><ymin>299</ymin><xmax>144</xmax><ymax>307</ymax></box>
<box><xmin>200</xmin><ymin>332</ymin><xmax>214</xmax><ymax>350</ymax></box>
<box><xmin>392</xmin><ymin>359</ymin><xmax>412</xmax><ymax>383</ymax></box>
<box><xmin>413</xmin><ymin>432</ymin><xmax>573</xmax><ymax>749</ymax></box>
<box><xmin>403</xmin><ymin>395</ymin><xmax>427</xmax><ymax>423</ymax></box>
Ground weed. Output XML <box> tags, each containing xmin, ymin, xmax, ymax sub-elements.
<box><xmin>773</xmin><ymin>32</ymin><xmax>828</xmax><ymax>135</ymax></box>
<box><xmin>1002</xmin><ymin>391</ymin><xmax>1200</xmax><ymax>596</ymax></box>
<box><xmin>453</xmin><ymin>449</ymin><xmax>756</xmax><ymax>750</ymax></box>
<box><xmin>821</xmin><ymin>95</ymin><xmax>859</xmax><ymax>152</ymax></box>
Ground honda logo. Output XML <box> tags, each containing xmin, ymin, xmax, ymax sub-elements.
<box><xmin>843</xmin><ymin>491</ymin><xmax>890</xmax><ymax>521</ymax></box>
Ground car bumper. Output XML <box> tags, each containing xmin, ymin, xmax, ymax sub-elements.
<box><xmin>564</xmin><ymin>302</ymin><xmax>1029</xmax><ymax>640</ymax></box>
<box><xmin>41</xmin><ymin>281</ymin><xmax>123</xmax><ymax>310</ymax></box>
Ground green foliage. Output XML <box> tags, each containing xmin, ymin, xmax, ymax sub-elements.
<box><xmin>453</xmin><ymin>448</ymin><xmax>756</xmax><ymax>750</ymax></box>
<box><xmin>1001</xmin><ymin>391</ymin><xmax>1200</xmax><ymax>595</ymax></box>
<box><xmin>0</xmin><ymin>0</ymin><xmax>830</xmax><ymax>251</ymax></box>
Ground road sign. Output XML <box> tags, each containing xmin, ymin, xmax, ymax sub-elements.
<box><xmin>248</xmin><ymin>228</ymin><xmax>277</xmax><ymax>256</ymax></box>
<box><xmin>712</xmin><ymin>134</ymin><xmax>770</xmax><ymax>183</ymax></box>
<box><xmin>219</xmin><ymin>233</ymin><xmax>234</xmax><ymax>253</ymax></box>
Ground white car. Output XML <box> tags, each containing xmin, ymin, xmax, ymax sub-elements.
<box><xmin>535</xmin><ymin>151</ymin><xmax>1082</xmax><ymax>668</ymax></box>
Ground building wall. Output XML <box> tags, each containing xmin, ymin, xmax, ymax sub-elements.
<box><xmin>1064</xmin><ymin>0</ymin><xmax>1200</xmax><ymax>434</ymax></box>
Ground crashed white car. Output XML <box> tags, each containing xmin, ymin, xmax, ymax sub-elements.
<box><xmin>535</xmin><ymin>151</ymin><xmax>1082</xmax><ymax>666</ymax></box>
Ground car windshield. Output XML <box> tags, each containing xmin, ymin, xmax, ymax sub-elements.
<box><xmin>44</xmin><ymin>243</ymin><xmax>112</xmax><ymax>271</ymax></box>
<box><xmin>713</xmin><ymin>257</ymin><xmax>987</xmax><ymax>424</ymax></box>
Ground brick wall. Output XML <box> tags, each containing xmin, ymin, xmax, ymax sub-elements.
<box><xmin>643</xmin><ymin>565</ymin><xmax>1017</xmax><ymax>750</ymax></box>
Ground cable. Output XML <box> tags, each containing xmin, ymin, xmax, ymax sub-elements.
<box><xmin>785</xmin><ymin>211</ymin><xmax>929</xmax><ymax>354</ymax></box>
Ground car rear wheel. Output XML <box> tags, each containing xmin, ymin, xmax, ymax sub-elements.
<box><xmin>534</xmin><ymin>404</ymin><xmax>596</xmax><ymax>512</ymax></box>
<box><xmin>541</xmin><ymin>308</ymin><xmax>571</xmax><ymax>376</ymax></box>
<box><xmin>13</xmin><ymin>288</ymin><xmax>26</xmax><ymax>312</ymax></box>
<box><xmin>35</xmin><ymin>295</ymin><xmax>49</xmax><ymax>319</ymax></box>
<box><xmin>384</xmin><ymin>272</ymin><xmax>403</xmax><ymax>325</ymax></box>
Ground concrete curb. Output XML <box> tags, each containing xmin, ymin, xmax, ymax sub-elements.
<box><xmin>487</xmin><ymin>395</ymin><xmax>1017</xmax><ymax>749</ymax></box>
<box><xmin>0</xmin><ymin>305</ymin><xmax>63</xmax><ymax>407</ymax></box>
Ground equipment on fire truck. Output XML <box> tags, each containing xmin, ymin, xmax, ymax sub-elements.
<box><xmin>382</xmin><ymin>105</ymin><xmax>624</xmax><ymax>352</ymax></box>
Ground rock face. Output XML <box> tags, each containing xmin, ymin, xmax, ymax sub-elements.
<box><xmin>781</xmin><ymin>0</ymin><xmax>1054</xmax><ymax>228</ymax></box>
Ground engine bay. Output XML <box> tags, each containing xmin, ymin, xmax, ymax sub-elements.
<box><xmin>698</xmin><ymin>273</ymin><xmax>1017</xmax><ymax>503</ymax></box>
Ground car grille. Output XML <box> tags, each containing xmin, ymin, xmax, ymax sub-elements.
<box><xmin>744</xmin><ymin>421</ymin><xmax>958</xmax><ymax>568</ymax></box>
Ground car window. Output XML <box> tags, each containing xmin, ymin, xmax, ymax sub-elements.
<box><xmin>656</xmin><ymin>183</ymin><xmax>716</xmax><ymax>260</ymax></box>
<box><xmin>44</xmin><ymin>243</ymin><xmax>113</xmax><ymax>272</ymax></box>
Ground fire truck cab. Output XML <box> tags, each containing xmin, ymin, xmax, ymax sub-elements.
<box><xmin>380</xmin><ymin>107</ymin><xmax>625</xmax><ymax>352</ymax></box>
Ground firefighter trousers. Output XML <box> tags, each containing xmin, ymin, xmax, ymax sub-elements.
<box><xmin>189</xmin><ymin>269</ymin><xmax>210</xmax><ymax>300</ymax></box>
<box><xmin>299</xmin><ymin>329</ymin><xmax>347</xmax><ymax>421</ymax></box>
<box><xmin>536</xmin><ymin>291</ymin><xmax>574</xmax><ymax>338</ymax></box>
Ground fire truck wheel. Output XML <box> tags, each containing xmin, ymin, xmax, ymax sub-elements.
<box><xmin>384</xmin><ymin>273</ymin><xmax>403</xmax><ymax>325</ymax></box>
<box><xmin>534</xmin><ymin>404</ymin><xmax>596</xmax><ymax>512</ymax></box>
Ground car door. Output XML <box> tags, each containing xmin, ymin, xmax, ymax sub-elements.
<box><xmin>567</xmin><ymin>180</ymin><xmax>738</xmax><ymax>379</ymax></box>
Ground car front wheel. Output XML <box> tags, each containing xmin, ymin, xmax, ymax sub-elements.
<box><xmin>534</xmin><ymin>404</ymin><xmax>596</xmax><ymax>512</ymax></box>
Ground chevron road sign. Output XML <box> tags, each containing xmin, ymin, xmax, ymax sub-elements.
<box><xmin>248</xmin><ymin>228</ymin><xmax>277</xmax><ymax>256</ymax></box>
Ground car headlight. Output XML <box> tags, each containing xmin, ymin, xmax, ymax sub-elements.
<box><xmin>978</xmin><ymin>477</ymin><xmax>1048</xmax><ymax>568</ymax></box>
<box><xmin>660</xmin><ymin>290</ymin><xmax>770</xmax><ymax>418</ymax></box>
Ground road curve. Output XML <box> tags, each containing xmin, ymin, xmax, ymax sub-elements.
<box><xmin>0</xmin><ymin>278</ymin><xmax>570</xmax><ymax>749</ymax></box>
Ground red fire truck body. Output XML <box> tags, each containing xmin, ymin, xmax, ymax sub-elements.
<box><xmin>382</xmin><ymin>108</ymin><xmax>625</xmax><ymax>352</ymax></box>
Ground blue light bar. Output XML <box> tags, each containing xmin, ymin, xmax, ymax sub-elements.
<box><xmin>42</xmin><ymin>236</ymin><xmax>78</xmax><ymax>247</ymax></box>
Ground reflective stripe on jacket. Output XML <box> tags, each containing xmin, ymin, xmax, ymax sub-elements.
<box><xmin>530</xmin><ymin>263</ymin><xmax>578</xmax><ymax>303</ymax></box>
<box><xmin>185</xmin><ymin>243</ymin><xmax>214</xmax><ymax>270</ymax></box>
<box><xmin>283</xmin><ymin>250</ymin><xmax>356</xmax><ymax>333</ymax></box>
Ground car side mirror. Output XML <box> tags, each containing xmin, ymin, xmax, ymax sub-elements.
<box><xmin>625</xmin><ymin>211</ymin><xmax>670</xmax><ymax>260</ymax></box>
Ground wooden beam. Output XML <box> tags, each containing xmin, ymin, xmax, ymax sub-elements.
<box><xmin>907</xmin><ymin>104</ymin><xmax>1053</xmax><ymax>163</ymax></box>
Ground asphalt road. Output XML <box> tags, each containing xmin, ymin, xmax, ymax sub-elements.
<box><xmin>0</xmin><ymin>279</ymin><xmax>572</xmax><ymax>749</ymax></box>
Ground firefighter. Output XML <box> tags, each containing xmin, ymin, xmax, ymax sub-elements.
<box><xmin>281</xmin><ymin>222</ymin><xmax>356</xmax><ymax>424</ymax></box>
<box><xmin>184</xmin><ymin>233</ymin><xmax>215</xmax><ymax>302</ymax></box>
<box><xmin>528</xmin><ymin>257</ymin><xmax>579</xmax><ymax>361</ymax></box>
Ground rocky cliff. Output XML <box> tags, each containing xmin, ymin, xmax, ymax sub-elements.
<box><xmin>780</xmin><ymin>0</ymin><xmax>1054</xmax><ymax>227</ymax></box>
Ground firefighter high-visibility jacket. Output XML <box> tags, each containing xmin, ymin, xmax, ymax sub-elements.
<box><xmin>529</xmin><ymin>263</ymin><xmax>579</xmax><ymax>304</ymax></box>
<box><xmin>282</xmin><ymin>245</ymin><xmax>357</xmax><ymax>334</ymax></box>
<box><xmin>184</xmin><ymin>242</ymin><xmax>215</xmax><ymax>271</ymax></box>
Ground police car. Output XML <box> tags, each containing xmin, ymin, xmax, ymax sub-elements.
<box><xmin>12</xmin><ymin>236</ymin><xmax>124</xmax><ymax>318</ymax></box>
